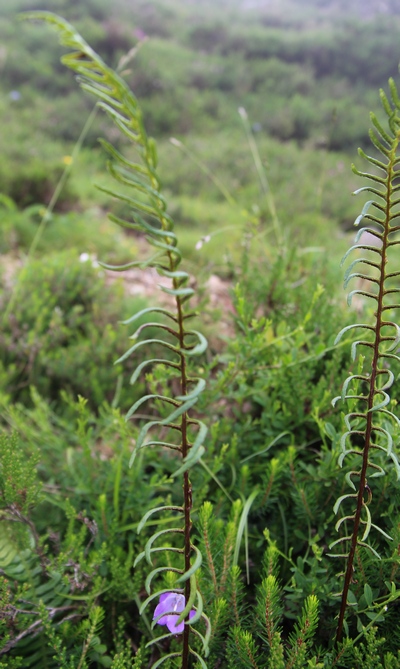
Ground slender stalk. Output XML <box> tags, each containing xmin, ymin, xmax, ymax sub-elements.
<box><xmin>157</xmin><ymin>125</ymin><xmax>195</xmax><ymax>669</ymax></box>
<box><xmin>335</xmin><ymin>138</ymin><xmax>396</xmax><ymax>643</ymax></box>
<box><xmin>175</xmin><ymin>289</ymin><xmax>192</xmax><ymax>669</ymax></box>
<box><xmin>170</xmin><ymin>137</ymin><xmax>236</xmax><ymax>207</ymax></box>
<box><xmin>238</xmin><ymin>106</ymin><xmax>282</xmax><ymax>247</ymax></box>
<box><xmin>3</xmin><ymin>105</ymin><xmax>98</xmax><ymax>324</ymax></box>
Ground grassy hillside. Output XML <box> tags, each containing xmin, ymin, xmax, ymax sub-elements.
<box><xmin>1</xmin><ymin>0</ymin><xmax>400</xmax><ymax>227</ymax></box>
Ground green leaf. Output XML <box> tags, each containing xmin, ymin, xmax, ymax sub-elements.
<box><xmin>347</xmin><ymin>590</ymin><xmax>357</xmax><ymax>606</ymax></box>
<box><xmin>177</xmin><ymin>546</ymin><xmax>203</xmax><ymax>583</ymax></box>
<box><xmin>364</xmin><ymin>583</ymin><xmax>373</xmax><ymax>607</ymax></box>
<box><xmin>129</xmin><ymin>357</ymin><xmax>180</xmax><ymax>386</ymax></box>
<box><xmin>148</xmin><ymin>653</ymin><xmax>181</xmax><ymax>668</ymax></box>
<box><xmin>233</xmin><ymin>489</ymin><xmax>259</xmax><ymax>567</ymax></box>
<box><xmin>137</xmin><ymin>505</ymin><xmax>183</xmax><ymax>534</ymax></box>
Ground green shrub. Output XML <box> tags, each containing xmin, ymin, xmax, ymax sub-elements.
<box><xmin>0</xmin><ymin>202</ymin><xmax>138</xmax><ymax>262</ymax></box>
<box><xmin>0</xmin><ymin>251</ymin><xmax>149</xmax><ymax>409</ymax></box>
<box><xmin>1</xmin><ymin>158</ymin><xmax>76</xmax><ymax>209</ymax></box>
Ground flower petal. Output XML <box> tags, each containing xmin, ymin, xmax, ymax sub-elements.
<box><xmin>153</xmin><ymin>592</ymin><xmax>194</xmax><ymax>634</ymax></box>
<box><xmin>154</xmin><ymin>593</ymin><xmax>176</xmax><ymax>624</ymax></box>
<box><xmin>166</xmin><ymin>614</ymin><xmax>184</xmax><ymax>634</ymax></box>
<box><xmin>159</xmin><ymin>593</ymin><xmax>171</xmax><ymax>604</ymax></box>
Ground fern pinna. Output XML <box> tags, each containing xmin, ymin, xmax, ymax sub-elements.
<box><xmin>24</xmin><ymin>12</ymin><xmax>210</xmax><ymax>668</ymax></box>
<box><xmin>331</xmin><ymin>78</ymin><xmax>400</xmax><ymax>642</ymax></box>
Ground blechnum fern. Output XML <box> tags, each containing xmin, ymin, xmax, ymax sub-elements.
<box><xmin>330</xmin><ymin>78</ymin><xmax>400</xmax><ymax>642</ymax></box>
<box><xmin>22</xmin><ymin>11</ymin><xmax>209</xmax><ymax>668</ymax></box>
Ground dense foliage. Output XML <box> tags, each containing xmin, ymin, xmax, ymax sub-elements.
<box><xmin>2</xmin><ymin>1</ymin><xmax>400</xmax><ymax>668</ymax></box>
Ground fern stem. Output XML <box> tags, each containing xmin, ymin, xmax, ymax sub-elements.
<box><xmin>176</xmin><ymin>290</ymin><xmax>193</xmax><ymax>669</ymax></box>
<box><xmin>182</xmin><ymin>470</ymin><xmax>192</xmax><ymax>669</ymax></box>
<box><xmin>335</xmin><ymin>135</ymin><xmax>396</xmax><ymax>644</ymax></box>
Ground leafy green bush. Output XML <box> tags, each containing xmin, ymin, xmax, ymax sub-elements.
<box><xmin>3</xmin><ymin>160</ymin><xmax>75</xmax><ymax>209</ymax></box>
<box><xmin>0</xmin><ymin>251</ymin><xmax>149</xmax><ymax>409</ymax></box>
<box><xmin>0</xmin><ymin>201</ymin><xmax>138</xmax><ymax>262</ymax></box>
<box><xmin>0</xmin><ymin>403</ymin><xmax>159</xmax><ymax>668</ymax></box>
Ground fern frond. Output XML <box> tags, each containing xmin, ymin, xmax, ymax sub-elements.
<box><xmin>23</xmin><ymin>11</ymin><xmax>210</xmax><ymax>665</ymax></box>
<box><xmin>332</xmin><ymin>75</ymin><xmax>400</xmax><ymax>643</ymax></box>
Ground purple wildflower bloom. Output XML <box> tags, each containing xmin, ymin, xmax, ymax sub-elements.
<box><xmin>153</xmin><ymin>593</ymin><xmax>195</xmax><ymax>634</ymax></box>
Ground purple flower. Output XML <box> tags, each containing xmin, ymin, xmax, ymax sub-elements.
<box><xmin>153</xmin><ymin>592</ymin><xmax>195</xmax><ymax>634</ymax></box>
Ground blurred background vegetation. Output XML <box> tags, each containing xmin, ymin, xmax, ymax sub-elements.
<box><xmin>1</xmin><ymin>0</ymin><xmax>400</xmax><ymax>410</ymax></box>
<box><xmin>2</xmin><ymin>0</ymin><xmax>400</xmax><ymax>229</ymax></box>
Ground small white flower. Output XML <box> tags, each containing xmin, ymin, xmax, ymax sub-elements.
<box><xmin>195</xmin><ymin>235</ymin><xmax>211</xmax><ymax>251</ymax></box>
